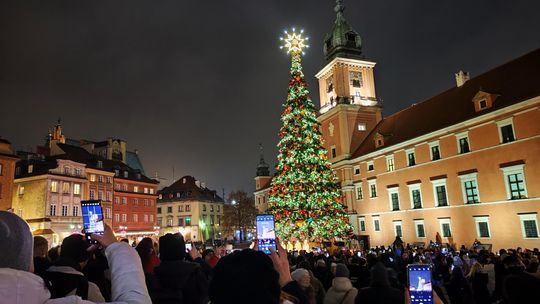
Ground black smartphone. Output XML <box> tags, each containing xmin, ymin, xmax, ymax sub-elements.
<box><xmin>81</xmin><ymin>200</ymin><xmax>105</xmax><ymax>244</ymax></box>
<box><xmin>256</xmin><ymin>214</ymin><xmax>276</xmax><ymax>254</ymax></box>
<box><xmin>407</xmin><ymin>264</ymin><xmax>434</xmax><ymax>304</ymax></box>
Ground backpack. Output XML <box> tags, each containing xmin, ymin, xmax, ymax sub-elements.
<box><xmin>41</xmin><ymin>270</ymin><xmax>89</xmax><ymax>300</ymax></box>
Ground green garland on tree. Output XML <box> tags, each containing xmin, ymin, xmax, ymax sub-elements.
<box><xmin>268</xmin><ymin>29</ymin><xmax>352</xmax><ymax>242</ymax></box>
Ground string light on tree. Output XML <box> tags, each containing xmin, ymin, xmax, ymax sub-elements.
<box><xmin>269</xmin><ymin>28</ymin><xmax>352</xmax><ymax>243</ymax></box>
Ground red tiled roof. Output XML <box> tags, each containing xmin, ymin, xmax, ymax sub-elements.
<box><xmin>352</xmin><ymin>49</ymin><xmax>540</xmax><ymax>158</ymax></box>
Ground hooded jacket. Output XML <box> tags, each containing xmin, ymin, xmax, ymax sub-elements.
<box><xmin>0</xmin><ymin>242</ymin><xmax>151</xmax><ymax>304</ymax></box>
<box><xmin>323</xmin><ymin>277</ymin><xmax>358</xmax><ymax>304</ymax></box>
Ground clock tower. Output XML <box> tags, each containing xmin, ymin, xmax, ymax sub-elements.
<box><xmin>316</xmin><ymin>0</ymin><xmax>382</xmax><ymax>163</ymax></box>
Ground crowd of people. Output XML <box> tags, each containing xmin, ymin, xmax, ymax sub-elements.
<box><xmin>1</xmin><ymin>210</ymin><xmax>539</xmax><ymax>304</ymax></box>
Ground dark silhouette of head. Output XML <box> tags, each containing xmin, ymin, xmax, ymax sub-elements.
<box><xmin>159</xmin><ymin>233</ymin><xmax>186</xmax><ymax>261</ymax></box>
<box><xmin>209</xmin><ymin>249</ymin><xmax>280</xmax><ymax>304</ymax></box>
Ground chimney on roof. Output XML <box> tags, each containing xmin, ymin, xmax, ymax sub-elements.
<box><xmin>455</xmin><ymin>70</ymin><xmax>470</xmax><ymax>87</ymax></box>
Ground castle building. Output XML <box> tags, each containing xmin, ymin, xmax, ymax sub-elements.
<box><xmin>157</xmin><ymin>176</ymin><xmax>224</xmax><ymax>243</ymax></box>
<box><xmin>0</xmin><ymin>138</ymin><xmax>18</xmax><ymax>211</ymax></box>
<box><xmin>256</xmin><ymin>0</ymin><xmax>540</xmax><ymax>250</ymax></box>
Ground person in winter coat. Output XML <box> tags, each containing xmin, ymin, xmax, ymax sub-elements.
<box><xmin>297</xmin><ymin>261</ymin><xmax>326</xmax><ymax>304</ymax></box>
<box><xmin>467</xmin><ymin>262</ymin><xmax>490</xmax><ymax>304</ymax></box>
<box><xmin>324</xmin><ymin>264</ymin><xmax>357</xmax><ymax>304</ymax></box>
<box><xmin>135</xmin><ymin>238</ymin><xmax>160</xmax><ymax>274</ymax></box>
<box><xmin>291</xmin><ymin>268</ymin><xmax>316</xmax><ymax>304</ymax></box>
<box><xmin>146</xmin><ymin>233</ymin><xmax>209</xmax><ymax>304</ymax></box>
<box><xmin>44</xmin><ymin>233</ymin><xmax>105</xmax><ymax>302</ymax></box>
<box><xmin>355</xmin><ymin>262</ymin><xmax>404</xmax><ymax>304</ymax></box>
<box><xmin>446</xmin><ymin>266</ymin><xmax>474</xmax><ymax>304</ymax></box>
<box><xmin>0</xmin><ymin>210</ymin><xmax>152</xmax><ymax>304</ymax></box>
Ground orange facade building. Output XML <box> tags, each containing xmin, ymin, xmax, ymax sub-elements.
<box><xmin>255</xmin><ymin>2</ymin><xmax>540</xmax><ymax>251</ymax></box>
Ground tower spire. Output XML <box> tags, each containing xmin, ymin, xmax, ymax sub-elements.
<box><xmin>324</xmin><ymin>0</ymin><xmax>362</xmax><ymax>62</ymax></box>
<box><xmin>256</xmin><ymin>143</ymin><xmax>270</xmax><ymax>177</ymax></box>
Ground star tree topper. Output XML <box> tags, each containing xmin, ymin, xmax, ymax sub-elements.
<box><xmin>280</xmin><ymin>28</ymin><xmax>310</xmax><ymax>55</ymax></box>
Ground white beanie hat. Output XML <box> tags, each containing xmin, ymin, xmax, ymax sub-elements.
<box><xmin>291</xmin><ymin>268</ymin><xmax>309</xmax><ymax>282</ymax></box>
<box><xmin>0</xmin><ymin>211</ymin><xmax>33</xmax><ymax>271</ymax></box>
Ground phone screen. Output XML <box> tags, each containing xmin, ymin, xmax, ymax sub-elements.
<box><xmin>408</xmin><ymin>265</ymin><xmax>433</xmax><ymax>304</ymax></box>
<box><xmin>256</xmin><ymin>214</ymin><xmax>276</xmax><ymax>254</ymax></box>
<box><xmin>81</xmin><ymin>200</ymin><xmax>104</xmax><ymax>243</ymax></box>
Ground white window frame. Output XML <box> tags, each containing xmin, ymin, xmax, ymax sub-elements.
<box><xmin>431</xmin><ymin>178</ymin><xmax>449</xmax><ymax>207</ymax></box>
<box><xmin>50</xmin><ymin>204</ymin><xmax>57</xmax><ymax>216</ymax></box>
<box><xmin>73</xmin><ymin>205</ymin><xmax>79</xmax><ymax>217</ymax></box>
<box><xmin>500</xmin><ymin>164</ymin><xmax>528</xmax><ymax>200</ymax></box>
<box><xmin>496</xmin><ymin>117</ymin><xmax>516</xmax><ymax>144</ymax></box>
<box><xmin>408</xmin><ymin>184</ymin><xmax>423</xmax><ymax>209</ymax></box>
<box><xmin>367</xmin><ymin>161</ymin><xmax>374</xmax><ymax>171</ymax></box>
<box><xmin>105</xmin><ymin>207</ymin><xmax>111</xmax><ymax>219</ymax></box>
<box><xmin>368</xmin><ymin>179</ymin><xmax>377</xmax><ymax>198</ymax></box>
<box><xmin>353</xmin><ymin>165</ymin><xmax>360</xmax><ymax>175</ymax></box>
<box><xmin>393</xmin><ymin>220</ymin><xmax>403</xmax><ymax>237</ymax></box>
<box><xmin>61</xmin><ymin>205</ymin><xmax>68</xmax><ymax>217</ymax></box>
<box><xmin>474</xmin><ymin>216</ymin><xmax>491</xmax><ymax>239</ymax></box>
<box><xmin>518</xmin><ymin>214</ymin><xmax>539</xmax><ymax>239</ymax></box>
<box><xmin>114</xmin><ymin>213</ymin><xmax>120</xmax><ymax>223</ymax></box>
<box><xmin>406</xmin><ymin>148</ymin><xmax>416</xmax><ymax>166</ymax></box>
<box><xmin>459</xmin><ymin>173</ymin><xmax>480</xmax><ymax>204</ymax></box>
<box><xmin>133</xmin><ymin>214</ymin><xmax>138</xmax><ymax>222</ymax></box>
<box><xmin>372</xmin><ymin>216</ymin><xmax>381</xmax><ymax>232</ymax></box>
<box><xmin>387</xmin><ymin>186</ymin><xmax>400</xmax><ymax>211</ymax></box>
<box><xmin>456</xmin><ymin>131</ymin><xmax>470</xmax><ymax>154</ymax></box>
<box><xmin>359</xmin><ymin>217</ymin><xmax>366</xmax><ymax>232</ymax></box>
<box><xmin>414</xmin><ymin>219</ymin><xmax>426</xmax><ymax>238</ymax></box>
<box><xmin>429</xmin><ymin>141</ymin><xmax>441</xmax><ymax>161</ymax></box>
<box><xmin>354</xmin><ymin>182</ymin><xmax>363</xmax><ymax>200</ymax></box>
<box><xmin>439</xmin><ymin>218</ymin><xmax>452</xmax><ymax>238</ymax></box>
<box><xmin>386</xmin><ymin>155</ymin><xmax>395</xmax><ymax>172</ymax></box>
<box><xmin>121</xmin><ymin>213</ymin><xmax>127</xmax><ymax>222</ymax></box>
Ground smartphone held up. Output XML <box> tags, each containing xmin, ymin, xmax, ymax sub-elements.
<box><xmin>256</xmin><ymin>214</ymin><xmax>277</xmax><ymax>254</ymax></box>
<box><xmin>407</xmin><ymin>264</ymin><xmax>434</xmax><ymax>304</ymax></box>
<box><xmin>81</xmin><ymin>200</ymin><xmax>105</xmax><ymax>244</ymax></box>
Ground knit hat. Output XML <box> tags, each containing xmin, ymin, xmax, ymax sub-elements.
<box><xmin>335</xmin><ymin>263</ymin><xmax>350</xmax><ymax>278</ymax></box>
<box><xmin>291</xmin><ymin>268</ymin><xmax>309</xmax><ymax>282</ymax></box>
<box><xmin>0</xmin><ymin>211</ymin><xmax>33</xmax><ymax>271</ymax></box>
<box><xmin>159</xmin><ymin>233</ymin><xmax>186</xmax><ymax>261</ymax></box>
<box><xmin>60</xmin><ymin>234</ymin><xmax>91</xmax><ymax>263</ymax></box>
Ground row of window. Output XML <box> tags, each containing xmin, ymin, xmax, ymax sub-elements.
<box><xmin>159</xmin><ymin>191</ymin><xmax>193</xmax><ymax>199</ymax></box>
<box><xmin>353</xmin><ymin>118</ymin><xmax>516</xmax><ymax>175</ymax></box>
<box><xmin>48</xmin><ymin>204</ymin><xmax>111</xmax><ymax>219</ymax></box>
<box><xmin>157</xmin><ymin>214</ymin><xmax>222</xmax><ymax>227</ymax></box>
<box><xmin>89</xmin><ymin>174</ymin><xmax>112</xmax><ymax>184</ymax></box>
<box><xmin>355</xmin><ymin>164</ymin><xmax>528</xmax><ymax>211</ymax></box>
<box><xmin>89</xmin><ymin>189</ymin><xmax>113</xmax><ymax>201</ymax></box>
<box><xmin>114</xmin><ymin>183</ymin><xmax>155</xmax><ymax>194</ymax></box>
<box><xmin>114</xmin><ymin>197</ymin><xmax>154</xmax><ymax>207</ymax></box>
<box><xmin>48</xmin><ymin>181</ymin><xmax>82</xmax><ymax>195</ymax></box>
<box><xmin>114</xmin><ymin>213</ymin><xmax>154</xmax><ymax>223</ymax></box>
<box><xmin>157</xmin><ymin>203</ymin><xmax>221</xmax><ymax>214</ymax></box>
<box><xmin>359</xmin><ymin>213</ymin><xmax>539</xmax><ymax>239</ymax></box>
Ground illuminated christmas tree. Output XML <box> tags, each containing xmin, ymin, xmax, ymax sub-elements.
<box><xmin>268</xmin><ymin>28</ymin><xmax>352</xmax><ymax>242</ymax></box>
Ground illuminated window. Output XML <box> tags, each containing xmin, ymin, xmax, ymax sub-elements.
<box><xmin>357</xmin><ymin>123</ymin><xmax>366</xmax><ymax>131</ymax></box>
<box><xmin>73</xmin><ymin>183</ymin><xmax>81</xmax><ymax>195</ymax></box>
<box><xmin>90</xmin><ymin>174</ymin><xmax>96</xmax><ymax>182</ymax></box>
<box><xmin>62</xmin><ymin>182</ymin><xmax>70</xmax><ymax>194</ymax></box>
<box><xmin>51</xmin><ymin>181</ymin><xmax>58</xmax><ymax>193</ymax></box>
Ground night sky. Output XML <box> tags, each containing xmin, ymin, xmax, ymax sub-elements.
<box><xmin>1</xmin><ymin>0</ymin><xmax>539</xmax><ymax>196</ymax></box>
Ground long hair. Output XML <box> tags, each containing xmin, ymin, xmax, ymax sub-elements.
<box><xmin>135</xmin><ymin>237</ymin><xmax>154</xmax><ymax>267</ymax></box>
